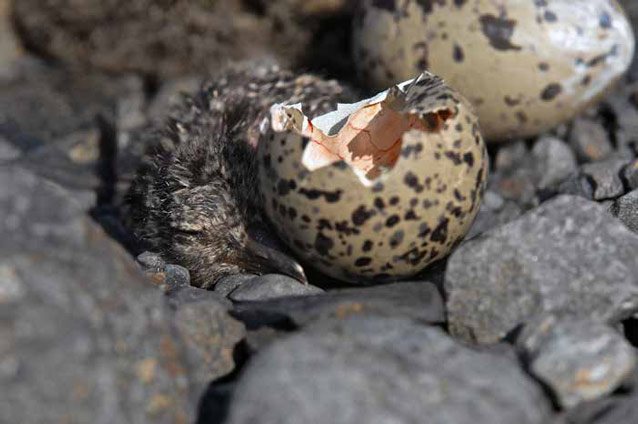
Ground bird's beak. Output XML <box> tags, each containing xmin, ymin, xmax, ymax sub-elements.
<box><xmin>241</xmin><ymin>237</ymin><xmax>308</xmax><ymax>284</ymax></box>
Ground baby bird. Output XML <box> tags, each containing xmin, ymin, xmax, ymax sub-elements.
<box><xmin>126</xmin><ymin>63</ymin><xmax>355</xmax><ymax>289</ymax></box>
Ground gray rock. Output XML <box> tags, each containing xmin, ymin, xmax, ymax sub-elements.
<box><xmin>137</xmin><ymin>251</ymin><xmax>166</xmax><ymax>270</ymax></box>
<box><xmin>1</xmin><ymin>64</ymin><xmax>146</xmax><ymax>205</ymax></box>
<box><xmin>495</xmin><ymin>140</ymin><xmax>528</xmax><ymax>172</ymax></box>
<box><xmin>532</xmin><ymin>136</ymin><xmax>578</xmax><ymax>190</ymax></box>
<box><xmin>0</xmin><ymin>136</ymin><xmax>20</xmax><ymax>161</ymax></box>
<box><xmin>163</xmin><ymin>264</ymin><xmax>191</xmax><ymax>288</ymax></box>
<box><xmin>557</xmin><ymin>173</ymin><xmax>595</xmax><ymax>200</ymax></box>
<box><xmin>445</xmin><ymin>195</ymin><xmax>638</xmax><ymax>344</ymax></box>
<box><xmin>623</xmin><ymin>160</ymin><xmax>638</xmax><ymax>190</ymax></box>
<box><xmin>490</xmin><ymin>143</ymin><xmax>539</xmax><ymax>206</ymax></box>
<box><xmin>166</xmin><ymin>285</ymin><xmax>231</xmax><ymax>310</ymax></box>
<box><xmin>611</xmin><ymin>190</ymin><xmax>638</xmax><ymax>234</ymax></box>
<box><xmin>569</xmin><ymin>117</ymin><xmax>613</xmax><ymax>163</ymax></box>
<box><xmin>517</xmin><ymin>313</ymin><xmax>636</xmax><ymax>409</ymax></box>
<box><xmin>228</xmin><ymin>274</ymin><xmax>323</xmax><ymax>302</ymax></box>
<box><xmin>581</xmin><ymin>158</ymin><xmax>629</xmax><ymax>200</ymax></box>
<box><xmin>600</xmin><ymin>79</ymin><xmax>638</xmax><ymax>156</ymax></box>
<box><xmin>232</xmin><ymin>280</ymin><xmax>444</xmax><ymax>334</ymax></box>
<box><xmin>224</xmin><ymin>316</ymin><xmax>552</xmax><ymax>424</ymax></box>
<box><xmin>167</xmin><ymin>287</ymin><xmax>245</xmax><ymax>391</ymax></box>
<box><xmin>214</xmin><ymin>274</ymin><xmax>257</xmax><ymax>298</ymax></box>
<box><xmin>137</xmin><ymin>252</ymin><xmax>192</xmax><ymax>290</ymax></box>
<box><xmin>0</xmin><ymin>166</ymin><xmax>197</xmax><ymax>423</ymax></box>
<box><xmin>563</xmin><ymin>389</ymin><xmax>638</xmax><ymax>424</ymax></box>
<box><xmin>144</xmin><ymin>264</ymin><xmax>191</xmax><ymax>291</ymax></box>
<box><xmin>467</xmin><ymin>193</ymin><xmax>523</xmax><ymax>239</ymax></box>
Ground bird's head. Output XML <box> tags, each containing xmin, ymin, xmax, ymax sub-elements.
<box><xmin>166</xmin><ymin>183</ymin><xmax>307</xmax><ymax>289</ymax></box>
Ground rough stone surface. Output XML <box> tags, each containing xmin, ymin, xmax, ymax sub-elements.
<box><xmin>611</xmin><ymin>190</ymin><xmax>638</xmax><ymax>234</ymax></box>
<box><xmin>494</xmin><ymin>140</ymin><xmax>528</xmax><ymax>172</ymax></box>
<box><xmin>557</xmin><ymin>173</ymin><xmax>596</xmax><ymax>200</ymax></box>
<box><xmin>214</xmin><ymin>274</ymin><xmax>258</xmax><ymax>298</ymax></box>
<box><xmin>623</xmin><ymin>160</ymin><xmax>638</xmax><ymax>190</ymax></box>
<box><xmin>228</xmin><ymin>274</ymin><xmax>323</xmax><ymax>302</ymax></box>
<box><xmin>224</xmin><ymin>316</ymin><xmax>552</xmax><ymax>424</ymax></box>
<box><xmin>532</xmin><ymin>136</ymin><xmax>578</xmax><ymax>190</ymax></box>
<box><xmin>581</xmin><ymin>158</ymin><xmax>629</xmax><ymax>200</ymax></box>
<box><xmin>144</xmin><ymin>263</ymin><xmax>191</xmax><ymax>291</ymax></box>
<box><xmin>467</xmin><ymin>192</ymin><xmax>523</xmax><ymax>239</ymax></box>
<box><xmin>0</xmin><ymin>165</ymin><xmax>196</xmax><ymax>423</ymax></box>
<box><xmin>137</xmin><ymin>251</ymin><xmax>166</xmax><ymax>270</ymax></box>
<box><xmin>490</xmin><ymin>141</ymin><xmax>536</xmax><ymax>207</ymax></box>
<box><xmin>166</xmin><ymin>286</ymin><xmax>245</xmax><ymax>393</ymax></box>
<box><xmin>446</xmin><ymin>195</ymin><xmax>638</xmax><ymax>344</ymax></box>
<box><xmin>517</xmin><ymin>313</ymin><xmax>636</xmax><ymax>409</ymax></box>
<box><xmin>231</xmin><ymin>281</ymin><xmax>445</xmax><ymax>331</ymax></box>
<box><xmin>569</xmin><ymin>117</ymin><xmax>614</xmax><ymax>163</ymax></box>
<box><xmin>563</xmin><ymin>389</ymin><xmax>638</xmax><ymax>424</ymax></box>
<box><xmin>1</xmin><ymin>63</ymin><xmax>146</xmax><ymax>206</ymax></box>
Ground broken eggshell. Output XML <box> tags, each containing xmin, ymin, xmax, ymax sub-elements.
<box><xmin>258</xmin><ymin>72</ymin><xmax>488</xmax><ymax>284</ymax></box>
<box><xmin>353</xmin><ymin>0</ymin><xmax>636</xmax><ymax>142</ymax></box>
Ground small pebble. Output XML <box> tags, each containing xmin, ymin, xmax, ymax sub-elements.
<box><xmin>136</xmin><ymin>251</ymin><xmax>165</xmax><ymax>270</ymax></box>
<box><xmin>229</xmin><ymin>274</ymin><xmax>323</xmax><ymax>302</ymax></box>
<box><xmin>532</xmin><ymin>136</ymin><xmax>577</xmax><ymax>190</ymax></box>
<box><xmin>495</xmin><ymin>141</ymin><xmax>528</xmax><ymax>173</ymax></box>
<box><xmin>569</xmin><ymin>117</ymin><xmax>613</xmax><ymax>163</ymax></box>
<box><xmin>581</xmin><ymin>158</ymin><xmax>629</xmax><ymax>200</ymax></box>
<box><xmin>214</xmin><ymin>274</ymin><xmax>257</xmax><ymax>297</ymax></box>
<box><xmin>517</xmin><ymin>313</ymin><xmax>637</xmax><ymax>409</ymax></box>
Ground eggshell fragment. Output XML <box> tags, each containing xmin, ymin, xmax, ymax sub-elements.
<box><xmin>258</xmin><ymin>72</ymin><xmax>488</xmax><ymax>284</ymax></box>
<box><xmin>353</xmin><ymin>0</ymin><xmax>636</xmax><ymax>142</ymax></box>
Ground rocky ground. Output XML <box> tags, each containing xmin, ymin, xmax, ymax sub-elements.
<box><xmin>2</xmin><ymin>1</ymin><xmax>638</xmax><ymax>423</ymax></box>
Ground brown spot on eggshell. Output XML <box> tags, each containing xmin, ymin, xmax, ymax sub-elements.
<box><xmin>478</xmin><ymin>14</ymin><xmax>522</xmax><ymax>51</ymax></box>
<box><xmin>541</xmin><ymin>83</ymin><xmax>563</xmax><ymax>101</ymax></box>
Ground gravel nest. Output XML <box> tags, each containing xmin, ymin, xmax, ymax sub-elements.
<box><xmin>2</xmin><ymin>1</ymin><xmax>638</xmax><ymax>423</ymax></box>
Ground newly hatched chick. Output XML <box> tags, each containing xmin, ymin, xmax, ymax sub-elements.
<box><xmin>126</xmin><ymin>64</ymin><xmax>356</xmax><ymax>289</ymax></box>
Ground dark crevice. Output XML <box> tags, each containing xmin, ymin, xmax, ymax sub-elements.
<box><xmin>598</xmin><ymin>103</ymin><xmax>619</xmax><ymax>150</ymax></box>
<box><xmin>95</xmin><ymin>114</ymin><xmax>118</xmax><ymax>206</ymax></box>
<box><xmin>90</xmin><ymin>114</ymin><xmax>140</xmax><ymax>254</ymax></box>
<box><xmin>297</xmin><ymin>13</ymin><xmax>357</xmax><ymax>84</ymax></box>
<box><xmin>621</xmin><ymin>317</ymin><xmax>638</xmax><ymax>347</ymax></box>
<box><xmin>142</xmin><ymin>74</ymin><xmax>162</xmax><ymax>102</ymax></box>
<box><xmin>240</xmin><ymin>0</ymin><xmax>267</xmax><ymax>16</ymax></box>
<box><xmin>196</xmin><ymin>340</ymin><xmax>251</xmax><ymax>424</ymax></box>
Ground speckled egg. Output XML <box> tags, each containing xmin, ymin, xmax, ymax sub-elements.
<box><xmin>257</xmin><ymin>72</ymin><xmax>488</xmax><ymax>284</ymax></box>
<box><xmin>353</xmin><ymin>0</ymin><xmax>635</xmax><ymax>142</ymax></box>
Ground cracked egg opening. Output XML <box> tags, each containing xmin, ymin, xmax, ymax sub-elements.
<box><xmin>270</xmin><ymin>80</ymin><xmax>454</xmax><ymax>185</ymax></box>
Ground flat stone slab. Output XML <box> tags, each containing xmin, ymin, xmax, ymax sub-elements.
<box><xmin>224</xmin><ymin>316</ymin><xmax>552</xmax><ymax>424</ymax></box>
<box><xmin>446</xmin><ymin>195</ymin><xmax>638</xmax><ymax>344</ymax></box>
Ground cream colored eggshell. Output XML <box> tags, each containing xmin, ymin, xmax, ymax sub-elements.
<box><xmin>353</xmin><ymin>0</ymin><xmax>635</xmax><ymax>142</ymax></box>
<box><xmin>258</xmin><ymin>73</ymin><xmax>488</xmax><ymax>284</ymax></box>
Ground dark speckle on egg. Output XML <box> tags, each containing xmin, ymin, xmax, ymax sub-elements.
<box><xmin>540</xmin><ymin>83</ymin><xmax>562</xmax><ymax>101</ymax></box>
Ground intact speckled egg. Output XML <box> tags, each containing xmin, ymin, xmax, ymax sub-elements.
<box><xmin>353</xmin><ymin>0</ymin><xmax>635</xmax><ymax>142</ymax></box>
<box><xmin>258</xmin><ymin>72</ymin><xmax>488</xmax><ymax>284</ymax></box>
